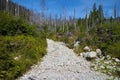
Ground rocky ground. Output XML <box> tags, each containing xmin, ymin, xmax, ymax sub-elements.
<box><xmin>18</xmin><ymin>39</ymin><xmax>118</xmax><ymax>80</ymax></box>
<box><xmin>91</xmin><ymin>56</ymin><xmax>120</xmax><ymax>78</ymax></box>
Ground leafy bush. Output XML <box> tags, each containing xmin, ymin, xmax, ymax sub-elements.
<box><xmin>0</xmin><ymin>35</ymin><xmax>47</xmax><ymax>80</ymax></box>
<box><xmin>0</xmin><ymin>12</ymin><xmax>36</xmax><ymax>36</ymax></box>
<box><xmin>107</xmin><ymin>42</ymin><xmax>120</xmax><ymax>58</ymax></box>
<box><xmin>97</xmin><ymin>23</ymin><xmax>120</xmax><ymax>58</ymax></box>
<box><xmin>0</xmin><ymin>12</ymin><xmax>47</xmax><ymax>80</ymax></box>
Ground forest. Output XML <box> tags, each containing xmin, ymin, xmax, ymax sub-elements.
<box><xmin>0</xmin><ymin>0</ymin><xmax>120</xmax><ymax>79</ymax></box>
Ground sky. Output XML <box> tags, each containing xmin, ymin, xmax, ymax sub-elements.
<box><xmin>12</xmin><ymin>0</ymin><xmax>120</xmax><ymax>18</ymax></box>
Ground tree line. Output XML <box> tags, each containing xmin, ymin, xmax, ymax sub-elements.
<box><xmin>0</xmin><ymin>0</ymin><xmax>119</xmax><ymax>35</ymax></box>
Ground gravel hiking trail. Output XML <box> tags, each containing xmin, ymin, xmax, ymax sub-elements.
<box><xmin>18</xmin><ymin>39</ymin><xmax>112</xmax><ymax>80</ymax></box>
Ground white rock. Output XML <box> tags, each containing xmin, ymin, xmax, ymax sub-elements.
<box><xmin>83</xmin><ymin>52</ymin><xmax>88</xmax><ymax>58</ymax></box>
<box><xmin>80</xmin><ymin>52</ymin><xmax>86</xmax><ymax>57</ymax></box>
<box><xmin>74</xmin><ymin>41</ymin><xmax>80</xmax><ymax>48</ymax></box>
<box><xmin>100</xmin><ymin>65</ymin><xmax>105</xmax><ymax>69</ymax></box>
<box><xmin>87</xmin><ymin>51</ymin><xmax>97</xmax><ymax>58</ymax></box>
<box><xmin>96</xmin><ymin>49</ymin><xmax>102</xmax><ymax>57</ymax></box>
<box><xmin>94</xmin><ymin>66</ymin><xmax>98</xmax><ymax>71</ymax></box>
<box><xmin>83</xmin><ymin>46</ymin><xmax>90</xmax><ymax>52</ymax></box>
<box><xmin>104</xmin><ymin>61</ymin><xmax>110</xmax><ymax>64</ymax></box>
<box><xmin>14</xmin><ymin>56</ymin><xmax>21</xmax><ymax>60</ymax></box>
<box><xmin>80</xmin><ymin>51</ymin><xmax>97</xmax><ymax>59</ymax></box>
<box><xmin>107</xmin><ymin>66</ymin><xmax>113</xmax><ymax>69</ymax></box>
<box><xmin>106</xmin><ymin>55</ymin><xmax>111</xmax><ymax>59</ymax></box>
<box><xmin>115</xmin><ymin>58</ymin><xmax>120</xmax><ymax>62</ymax></box>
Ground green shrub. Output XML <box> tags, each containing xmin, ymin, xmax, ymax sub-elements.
<box><xmin>107</xmin><ymin>42</ymin><xmax>120</xmax><ymax>58</ymax></box>
<box><xmin>0</xmin><ymin>12</ymin><xmax>36</xmax><ymax>36</ymax></box>
<box><xmin>0</xmin><ymin>35</ymin><xmax>47</xmax><ymax>80</ymax></box>
<box><xmin>0</xmin><ymin>12</ymin><xmax>47</xmax><ymax>79</ymax></box>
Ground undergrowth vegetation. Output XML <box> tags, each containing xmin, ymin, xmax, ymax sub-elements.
<box><xmin>0</xmin><ymin>12</ymin><xmax>47</xmax><ymax>80</ymax></box>
<box><xmin>47</xmin><ymin>22</ymin><xmax>120</xmax><ymax>77</ymax></box>
<box><xmin>48</xmin><ymin>22</ymin><xmax>120</xmax><ymax>59</ymax></box>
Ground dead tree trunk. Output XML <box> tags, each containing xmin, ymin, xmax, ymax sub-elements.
<box><xmin>6</xmin><ymin>0</ymin><xmax>8</xmax><ymax>11</ymax></box>
<box><xmin>86</xmin><ymin>6</ymin><xmax>89</xmax><ymax>36</ymax></box>
<box><xmin>74</xmin><ymin>8</ymin><xmax>76</xmax><ymax>31</ymax></box>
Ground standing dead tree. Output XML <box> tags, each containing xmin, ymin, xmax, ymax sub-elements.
<box><xmin>62</xmin><ymin>6</ymin><xmax>66</xmax><ymax>32</ymax></box>
<box><xmin>73</xmin><ymin>8</ymin><xmax>76</xmax><ymax>31</ymax></box>
<box><xmin>6</xmin><ymin>0</ymin><xmax>9</xmax><ymax>11</ymax></box>
<box><xmin>114</xmin><ymin>4</ymin><xmax>117</xmax><ymax>19</ymax></box>
<box><xmin>41</xmin><ymin>0</ymin><xmax>45</xmax><ymax>19</ymax></box>
<box><xmin>86</xmin><ymin>6</ymin><xmax>89</xmax><ymax>36</ymax></box>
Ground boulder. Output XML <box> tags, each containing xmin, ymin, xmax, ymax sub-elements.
<box><xmin>83</xmin><ymin>46</ymin><xmax>90</xmax><ymax>52</ymax></box>
<box><xmin>80</xmin><ymin>51</ymin><xmax>97</xmax><ymax>59</ymax></box>
<box><xmin>96</xmin><ymin>49</ymin><xmax>102</xmax><ymax>57</ymax></box>
<box><xmin>115</xmin><ymin>58</ymin><xmax>120</xmax><ymax>62</ymax></box>
<box><xmin>87</xmin><ymin>51</ymin><xmax>97</xmax><ymax>58</ymax></box>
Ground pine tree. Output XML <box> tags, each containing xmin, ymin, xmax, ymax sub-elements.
<box><xmin>93</xmin><ymin>3</ymin><xmax>98</xmax><ymax>24</ymax></box>
<box><xmin>98</xmin><ymin>3</ymin><xmax>104</xmax><ymax>26</ymax></box>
